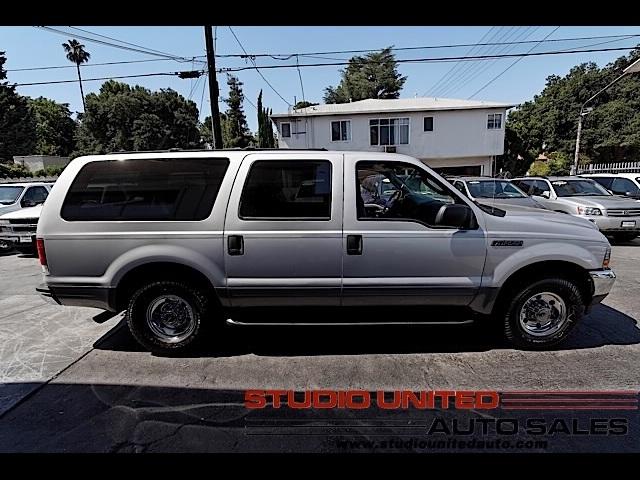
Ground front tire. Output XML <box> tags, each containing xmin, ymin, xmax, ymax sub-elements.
<box><xmin>126</xmin><ymin>281</ymin><xmax>208</xmax><ymax>355</ymax></box>
<box><xmin>503</xmin><ymin>278</ymin><xmax>584</xmax><ymax>349</ymax></box>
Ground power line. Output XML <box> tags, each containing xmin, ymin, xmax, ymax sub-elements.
<box><xmin>430</xmin><ymin>26</ymin><xmax>511</xmax><ymax>97</ymax></box>
<box><xmin>469</xmin><ymin>26</ymin><xmax>561</xmax><ymax>99</ymax></box>
<box><xmin>227</xmin><ymin>26</ymin><xmax>292</xmax><ymax>107</ymax></box>
<box><xmin>65</xmin><ymin>26</ymin><xmax>192</xmax><ymax>61</ymax></box>
<box><xmin>12</xmin><ymin>70</ymin><xmax>204</xmax><ymax>87</ymax></box>
<box><xmin>36</xmin><ymin>26</ymin><xmax>199</xmax><ymax>63</ymax></box>
<box><xmin>210</xmin><ymin>33</ymin><xmax>640</xmax><ymax>58</ymax></box>
<box><xmin>439</xmin><ymin>26</ymin><xmax>541</xmax><ymax>98</ymax></box>
<box><xmin>6</xmin><ymin>58</ymin><xmax>180</xmax><ymax>72</ymax></box>
<box><xmin>217</xmin><ymin>45</ymin><xmax>640</xmax><ymax>73</ymax></box>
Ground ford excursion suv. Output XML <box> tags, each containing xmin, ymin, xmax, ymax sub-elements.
<box><xmin>36</xmin><ymin>150</ymin><xmax>615</xmax><ymax>354</ymax></box>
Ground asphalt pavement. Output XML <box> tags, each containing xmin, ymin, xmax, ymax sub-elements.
<box><xmin>0</xmin><ymin>240</ymin><xmax>639</xmax><ymax>452</ymax></box>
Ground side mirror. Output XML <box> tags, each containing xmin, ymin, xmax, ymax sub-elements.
<box><xmin>540</xmin><ymin>190</ymin><xmax>551</xmax><ymax>199</ymax></box>
<box><xmin>434</xmin><ymin>203</ymin><xmax>475</xmax><ymax>229</ymax></box>
<box><xmin>607</xmin><ymin>189</ymin><xmax>614</xmax><ymax>195</ymax></box>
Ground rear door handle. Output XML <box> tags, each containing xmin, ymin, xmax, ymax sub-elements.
<box><xmin>346</xmin><ymin>235</ymin><xmax>363</xmax><ymax>255</ymax></box>
<box><xmin>228</xmin><ymin>235</ymin><xmax>244</xmax><ymax>256</ymax></box>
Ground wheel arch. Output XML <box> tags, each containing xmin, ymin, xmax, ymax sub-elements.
<box><xmin>491</xmin><ymin>260</ymin><xmax>593</xmax><ymax>316</ymax></box>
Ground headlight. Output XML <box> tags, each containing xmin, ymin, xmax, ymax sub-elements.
<box><xmin>603</xmin><ymin>246</ymin><xmax>611</xmax><ymax>268</ymax></box>
<box><xmin>577</xmin><ymin>206</ymin><xmax>602</xmax><ymax>216</ymax></box>
<box><xmin>0</xmin><ymin>220</ymin><xmax>9</xmax><ymax>225</ymax></box>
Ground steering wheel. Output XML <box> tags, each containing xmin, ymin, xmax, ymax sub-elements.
<box><xmin>383</xmin><ymin>187</ymin><xmax>406</xmax><ymax>215</ymax></box>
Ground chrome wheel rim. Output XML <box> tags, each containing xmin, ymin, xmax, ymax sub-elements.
<box><xmin>519</xmin><ymin>291</ymin><xmax>567</xmax><ymax>337</ymax></box>
<box><xmin>145</xmin><ymin>294</ymin><xmax>195</xmax><ymax>343</ymax></box>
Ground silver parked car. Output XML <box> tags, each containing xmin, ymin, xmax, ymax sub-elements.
<box><xmin>512</xmin><ymin>176</ymin><xmax>640</xmax><ymax>243</ymax></box>
<box><xmin>37</xmin><ymin>150</ymin><xmax>615</xmax><ymax>354</ymax></box>
<box><xmin>449</xmin><ymin>176</ymin><xmax>547</xmax><ymax>210</ymax></box>
<box><xmin>0</xmin><ymin>182</ymin><xmax>52</xmax><ymax>253</ymax></box>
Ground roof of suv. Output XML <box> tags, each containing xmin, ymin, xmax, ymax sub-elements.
<box><xmin>581</xmin><ymin>172</ymin><xmax>640</xmax><ymax>178</ymax></box>
<box><xmin>0</xmin><ymin>182</ymin><xmax>52</xmax><ymax>187</ymax></box>
<box><xmin>513</xmin><ymin>176</ymin><xmax>587</xmax><ymax>181</ymax></box>
<box><xmin>450</xmin><ymin>176</ymin><xmax>510</xmax><ymax>182</ymax></box>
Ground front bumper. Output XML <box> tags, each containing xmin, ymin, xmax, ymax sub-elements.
<box><xmin>589</xmin><ymin>268</ymin><xmax>616</xmax><ymax>304</ymax></box>
<box><xmin>0</xmin><ymin>234</ymin><xmax>35</xmax><ymax>245</ymax></box>
<box><xmin>581</xmin><ymin>215</ymin><xmax>640</xmax><ymax>232</ymax></box>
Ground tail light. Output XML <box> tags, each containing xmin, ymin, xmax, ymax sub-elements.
<box><xmin>36</xmin><ymin>238</ymin><xmax>48</xmax><ymax>268</ymax></box>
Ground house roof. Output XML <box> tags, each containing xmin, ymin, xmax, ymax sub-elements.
<box><xmin>271</xmin><ymin>97</ymin><xmax>516</xmax><ymax>119</ymax></box>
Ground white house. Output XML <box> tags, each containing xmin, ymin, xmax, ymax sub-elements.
<box><xmin>270</xmin><ymin>97</ymin><xmax>514</xmax><ymax>176</ymax></box>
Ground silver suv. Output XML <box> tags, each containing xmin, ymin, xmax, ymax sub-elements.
<box><xmin>37</xmin><ymin>150</ymin><xmax>615</xmax><ymax>354</ymax></box>
<box><xmin>512</xmin><ymin>176</ymin><xmax>640</xmax><ymax>242</ymax></box>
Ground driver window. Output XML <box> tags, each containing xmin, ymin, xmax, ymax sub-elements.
<box><xmin>21</xmin><ymin>186</ymin><xmax>49</xmax><ymax>207</ymax></box>
<box><xmin>356</xmin><ymin>161</ymin><xmax>458</xmax><ymax>226</ymax></box>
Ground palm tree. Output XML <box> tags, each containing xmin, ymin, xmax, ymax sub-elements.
<box><xmin>62</xmin><ymin>39</ymin><xmax>91</xmax><ymax>111</ymax></box>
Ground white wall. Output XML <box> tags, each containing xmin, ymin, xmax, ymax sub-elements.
<box><xmin>275</xmin><ymin>107</ymin><xmax>506</xmax><ymax>160</ymax></box>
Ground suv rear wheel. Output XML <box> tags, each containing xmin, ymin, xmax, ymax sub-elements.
<box><xmin>126</xmin><ymin>280</ymin><xmax>209</xmax><ymax>355</ymax></box>
<box><xmin>503</xmin><ymin>278</ymin><xmax>584</xmax><ymax>349</ymax></box>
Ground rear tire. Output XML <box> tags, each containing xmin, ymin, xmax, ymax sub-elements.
<box><xmin>503</xmin><ymin>278</ymin><xmax>584</xmax><ymax>349</ymax></box>
<box><xmin>126</xmin><ymin>280</ymin><xmax>209</xmax><ymax>355</ymax></box>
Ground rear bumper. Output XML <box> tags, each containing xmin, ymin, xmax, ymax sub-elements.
<box><xmin>37</xmin><ymin>283</ymin><xmax>117</xmax><ymax>311</ymax></box>
<box><xmin>589</xmin><ymin>269</ymin><xmax>616</xmax><ymax>305</ymax></box>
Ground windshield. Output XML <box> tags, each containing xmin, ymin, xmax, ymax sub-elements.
<box><xmin>0</xmin><ymin>186</ymin><xmax>24</xmax><ymax>205</ymax></box>
<box><xmin>466</xmin><ymin>180</ymin><xmax>526</xmax><ymax>199</ymax></box>
<box><xmin>552</xmin><ymin>180</ymin><xmax>611</xmax><ymax>197</ymax></box>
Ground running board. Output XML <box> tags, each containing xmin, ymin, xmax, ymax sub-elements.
<box><xmin>225</xmin><ymin>318</ymin><xmax>475</xmax><ymax>327</ymax></box>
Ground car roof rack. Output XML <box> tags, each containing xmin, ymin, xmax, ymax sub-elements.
<box><xmin>106</xmin><ymin>147</ymin><xmax>328</xmax><ymax>154</ymax></box>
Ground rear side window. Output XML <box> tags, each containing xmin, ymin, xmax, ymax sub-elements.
<box><xmin>591</xmin><ymin>177</ymin><xmax>613</xmax><ymax>189</ymax></box>
<box><xmin>62</xmin><ymin>158</ymin><xmax>229</xmax><ymax>221</ymax></box>
<box><xmin>239</xmin><ymin>160</ymin><xmax>332</xmax><ymax>219</ymax></box>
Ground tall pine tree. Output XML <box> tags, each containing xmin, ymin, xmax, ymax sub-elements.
<box><xmin>223</xmin><ymin>75</ymin><xmax>252</xmax><ymax>148</ymax></box>
<box><xmin>257</xmin><ymin>90</ymin><xmax>276</xmax><ymax>148</ymax></box>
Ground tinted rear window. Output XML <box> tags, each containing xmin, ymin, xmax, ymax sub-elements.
<box><xmin>62</xmin><ymin>158</ymin><xmax>229</xmax><ymax>221</ymax></box>
<box><xmin>239</xmin><ymin>160</ymin><xmax>332</xmax><ymax>219</ymax></box>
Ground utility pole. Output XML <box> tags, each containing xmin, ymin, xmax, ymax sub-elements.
<box><xmin>204</xmin><ymin>25</ymin><xmax>223</xmax><ymax>149</ymax></box>
<box><xmin>571</xmin><ymin>113</ymin><xmax>584</xmax><ymax>176</ymax></box>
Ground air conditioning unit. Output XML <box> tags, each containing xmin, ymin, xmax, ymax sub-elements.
<box><xmin>384</xmin><ymin>146</ymin><xmax>397</xmax><ymax>153</ymax></box>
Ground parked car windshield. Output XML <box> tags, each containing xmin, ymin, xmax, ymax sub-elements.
<box><xmin>466</xmin><ymin>180</ymin><xmax>527</xmax><ymax>199</ymax></box>
<box><xmin>0</xmin><ymin>186</ymin><xmax>24</xmax><ymax>205</ymax></box>
<box><xmin>552</xmin><ymin>179</ymin><xmax>611</xmax><ymax>197</ymax></box>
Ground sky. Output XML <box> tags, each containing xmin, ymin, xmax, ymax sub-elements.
<box><xmin>1</xmin><ymin>26</ymin><xmax>640</xmax><ymax>132</ymax></box>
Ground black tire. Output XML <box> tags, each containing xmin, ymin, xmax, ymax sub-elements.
<box><xmin>611</xmin><ymin>232</ymin><xmax>638</xmax><ymax>243</ymax></box>
<box><xmin>503</xmin><ymin>278</ymin><xmax>584</xmax><ymax>350</ymax></box>
<box><xmin>126</xmin><ymin>280</ymin><xmax>209</xmax><ymax>355</ymax></box>
<box><xmin>0</xmin><ymin>240</ymin><xmax>13</xmax><ymax>254</ymax></box>
<box><xmin>15</xmin><ymin>245</ymin><xmax>36</xmax><ymax>255</ymax></box>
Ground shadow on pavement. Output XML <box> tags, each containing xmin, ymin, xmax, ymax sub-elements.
<box><xmin>94</xmin><ymin>303</ymin><xmax>640</xmax><ymax>358</ymax></box>
<box><xmin>0</xmin><ymin>382</ymin><xmax>636</xmax><ymax>453</ymax></box>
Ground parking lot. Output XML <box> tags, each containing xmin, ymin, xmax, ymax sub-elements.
<box><xmin>0</xmin><ymin>242</ymin><xmax>639</xmax><ymax>452</ymax></box>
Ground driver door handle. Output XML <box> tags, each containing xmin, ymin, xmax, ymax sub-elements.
<box><xmin>346</xmin><ymin>235</ymin><xmax>363</xmax><ymax>255</ymax></box>
<box><xmin>228</xmin><ymin>235</ymin><xmax>244</xmax><ymax>256</ymax></box>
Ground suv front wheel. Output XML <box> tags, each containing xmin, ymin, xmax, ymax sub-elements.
<box><xmin>126</xmin><ymin>280</ymin><xmax>208</xmax><ymax>355</ymax></box>
<box><xmin>503</xmin><ymin>278</ymin><xmax>584</xmax><ymax>349</ymax></box>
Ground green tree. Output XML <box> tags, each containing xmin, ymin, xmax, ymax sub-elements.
<box><xmin>294</xmin><ymin>101</ymin><xmax>319</xmax><ymax>109</ymax></box>
<box><xmin>29</xmin><ymin>97</ymin><xmax>76</xmax><ymax>156</ymax></box>
<box><xmin>73</xmin><ymin>80</ymin><xmax>201</xmax><ymax>157</ymax></box>
<box><xmin>527</xmin><ymin>161</ymin><xmax>550</xmax><ymax>176</ymax></box>
<box><xmin>62</xmin><ymin>39</ymin><xmax>91</xmax><ymax>112</ymax></box>
<box><xmin>324</xmin><ymin>47</ymin><xmax>406</xmax><ymax>104</ymax></box>
<box><xmin>0</xmin><ymin>162</ymin><xmax>32</xmax><ymax>179</ymax></box>
<box><xmin>0</xmin><ymin>51</ymin><xmax>36</xmax><ymax>163</ymax></box>
<box><xmin>502</xmin><ymin>48</ymin><xmax>640</xmax><ymax>170</ymax></box>
<box><xmin>223</xmin><ymin>75</ymin><xmax>253</xmax><ymax>148</ymax></box>
<box><xmin>257</xmin><ymin>90</ymin><xmax>276</xmax><ymax>148</ymax></box>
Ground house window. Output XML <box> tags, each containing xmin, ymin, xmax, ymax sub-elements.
<box><xmin>369</xmin><ymin>118</ymin><xmax>410</xmax><ymax>146</ymax></box>
<box><xmin>487</xmin><ymin>113</ymin><xmax>502</xmax><ymax>129</ymax></box>
<box><xmin>331</xmin><ymin>120</ymin><xmax>351</xmax><ymax>142</ymax></box>
<box><xmin>280</xmin><ymin>122</ymin><xmax>291</xmax><ymax>138</ymax></box>
<box><xmin>424</xmin><ymin>116</ymin><xmax>434</xmax><ymax>132</ymax></box>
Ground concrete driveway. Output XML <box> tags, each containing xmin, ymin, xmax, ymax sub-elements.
<box><xmin>0</xmin><ymin>241</ymin><xmax>639</xmax><ymax>452</ymax></box>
